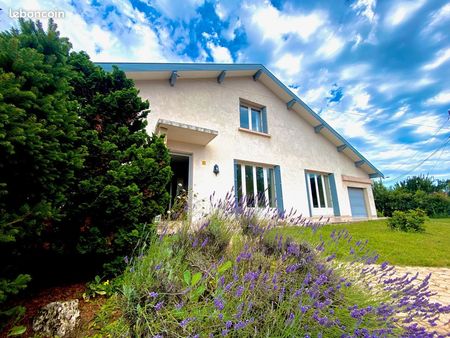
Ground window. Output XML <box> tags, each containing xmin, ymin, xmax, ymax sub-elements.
<box><xmin>239</xmin><ymin>102</ymin><xmax>268</xmax><ymax>133</ymax></box>
<box><xmin>307</xmin><ymin>172</ymin><xmax>334</xmax><ymax>215</ymax></box>
<box><xmin>235</xmin><ymin>162</ymin><xmax>277</xmax><ymax>208</ymax></box>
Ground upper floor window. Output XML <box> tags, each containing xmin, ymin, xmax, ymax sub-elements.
<box><xmin>239</xmin><ymin>101</ymin><xmax>268</xmax><ymax>134</ymax></box>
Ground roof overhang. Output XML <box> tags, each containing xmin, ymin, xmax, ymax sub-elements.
<box><xmin>97</xmin><ymin>62</ymin><xmax>383</xmax><ymax>178</ymax></box>
<box><xmin>156</xmin><ymin>119</ymin><xmax>218</xmax><ymax>146</ymax></box>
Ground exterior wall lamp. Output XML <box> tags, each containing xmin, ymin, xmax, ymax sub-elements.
<box><xmin>213</xmin><ymin>164</ymin><xmax>220</xmax><ymax>175</ymax></box>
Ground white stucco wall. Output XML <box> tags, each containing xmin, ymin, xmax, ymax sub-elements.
<box><xmin>135</xmin><ymin>76</ymin><xmax>377</xmax><ymax>219</ymax></box>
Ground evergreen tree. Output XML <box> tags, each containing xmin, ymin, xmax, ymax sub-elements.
<box><xmin>0</xmin><ymin>19</ymin><xmax>172</xmax><ymax>324</ymax></box>
<box><xmin>0</xmin><ymin>19</ymin><xmax>85</xmax><ymax>327</ymax></box>
<box><xmin>64</xmin><ymin>52</ymin><xmax>172</xmax><ymax>272</ymax></box>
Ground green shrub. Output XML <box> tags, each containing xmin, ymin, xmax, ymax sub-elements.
<box><xmin>415</xmin><ymin>191</ymin><xmax>450</xmax><ymax>218</ymax></box>
<box><xmin>82</xmin><ymin>275</ymin><xmax>119</xmax><ymax>301</ymax></box>
<box><xmin>388</xmin><ymin>209</ymin><xmax>427</xmax><ymax>232</ymax></box>
<box><xmin>373</xmin><ymin>177</ymin><xmax>450</xmax><ymax>218</ymax></box>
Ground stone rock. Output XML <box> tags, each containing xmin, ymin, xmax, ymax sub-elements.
<box><xmin>32</xmin><ymin>299</ymin><xmax>80</xmax><ymax>337</ymax></box>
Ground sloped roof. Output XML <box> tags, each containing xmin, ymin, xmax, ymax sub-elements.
<box><xmin>97</xmin><ymin>62</ymin><xmax>383</xmax><ymax>178</ymax></box>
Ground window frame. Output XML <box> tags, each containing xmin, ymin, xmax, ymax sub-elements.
<box><xmin>239</xmin><ymin>100</ymin><xmax>268</xmax><ymax>134</ymax></box>
<box><xmin>235</xmin><ymin>161</ymin><xmax>277</xmax><ymax>209</ymax></box>
<box><xmin>306</xmin><ymin>171</ymin><xmax>334</xmax><ymax>216</ymax></box>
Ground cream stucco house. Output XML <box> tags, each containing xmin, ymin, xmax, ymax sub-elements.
<box><xmin>99</xmin><ymin>63</ymin><xmax>383</xmax><ymax>221</ymax></box>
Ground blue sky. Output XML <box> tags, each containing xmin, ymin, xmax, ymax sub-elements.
<box><xmin>1</xmin><ymin>0</ymin><xmax>449</xmax><ymax>183</ymax></box>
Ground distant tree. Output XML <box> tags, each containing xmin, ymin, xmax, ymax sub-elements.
<box><xmin>394</xmin><ymin>175</ymin><xmax>448</xmax><ymax>194</ymax></box>
<box><xmin>373</xmin><ymin>175</ymin><xmax>450</xmax><ymax>217</ymax></box>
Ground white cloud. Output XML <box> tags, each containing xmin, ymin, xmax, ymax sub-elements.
<box><xmin>206</xmin><ymin>41</ymin><xmax>233</xmax><ymax>63</ymax></box>
<box><xmin>0</xmin><ymin>0</ymin><xmax>180</xmax><ymax>62</ymax></box>
<box><xmin>427</xmin><ymin>3</ymin><xmax>450</xmax><ymax>29</ymax></box>
<box><xmin>425</xmin><ymin>90</ymin><xmax>450</xmax><ymax>106</ymax></box>
<box><xmin>321</xmin><ymin>108</ymin><xmax>376</xmax><ymax>142</ymax></box>
<box><xmin>314</xmin><ymin>84</ymin><xmax>379</xmax><ymax>145</ymax></box>
<box><xmin>150</xmin><ymin>0</ymin><xmax>203</xmax><ymax>21</ymax></box>
<box><xmin>391</xmin><ymin>105</ymin><xmax>408</xmax><ymax>119</ymax></box>
<box><xmin>274</xmin><ymin>53</ymin><xmax>302</xmax><ymax>75</ymax></box>
<box><xmin>422</xmin><ymin>48</ymin><xmax>450</xmax><ymax>71</ymax></box>
<box><xmin>377</xmin><ymin>77</ymin><xmax>435</xmax><ymax>98</ymax></box>
<box><xmin>404</xmin><ymin>114</ymin><xmax>448</xmax><ymax>135</ymax></box>
<box><xmin>351</xmin><ymin>0</ymin><xmax>377</xmax><ymax>22</ymax></box>
<box><xmin>246</xmin><ymin>2</ymin><xmax>326</xmax><ymax>43</ymax></box>
<box><xmin>222</xmin><ymin>17</ymin><xmax>241</xmax><ymax>41</ymax></box>
<box><xmin>339</xmin><ymin>63</ymin><xmax>371</xmax><ymax>80</ymax></box>
<box><xmin>195</xmin><ymin>42</ymin><xmax>209</xmax><ymax>62</ymax></box>
<box><xmin>370</xmin><ymin>147</ymin><xmax>418</xmax><ymax>161</ymax></box>
<box><xmin>385</xmin><ymin>0</ymin><xmax>425</xmax><ymax>26</ymax></box>
<box><xmin>316</xmin><ymin>34</ymin><xmax>345</xmax><ymax>59</ymax></box>
<box><xmin>352</xmin><ymin>34</ymin><xmax>363</xmax><ymax>50</ymax></box>
<box><xmin>214</xmin><ymin>2</ymin><xmax>227</xmax><ymax>21</ymax></box>
<box><xmin>213</xmin><ymin>0</ymin><xmax>241</xmax><ymax>21</ymax></box>
<box><xmin>349</xmin><ymin>85</ymin><xmax>371</xmax><ymax>110</ymax></box>
<box><xmin>301</xmin><ymin>85</ymin><xmax>329</xmax><ymax>108</ymax></box>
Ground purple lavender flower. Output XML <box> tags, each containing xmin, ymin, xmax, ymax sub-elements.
<box><xmin>285</xmin><ymin>312</ymin><xmax>295</xmax><ymax>326</ymax></box>
<box><xmin>214</xmin><ymin>297</ymin><xmax>225</xmax><ymax>310</ymax></box>
<box><xmin>201</xmin><ymin>237</ymin><xmax>209</xmax><ymax>247</ymax></box>
<box><xmin>326</xmin><ymin>253</ymin><xmax>336</xmax><ymax>262</ymax></box>
<box><xmin>149</xmin><ymin>291</ymin><xmax>158</xmax><ymax>298</ymax></box>
<box><xmin>155</xmin><ymin>264</ymin><xmax>162</xmax><ymax>271</ymax></box>
<box><xmin>235</xmin><ymin>285</ymin><xmax>244</xmax><ymax>297</ymax></box>
<box><xmin>315</xmin><ymin>273</ymin><xmax>328</xmax><ymax>286</ymax></box>
<box><xmin>180</xmin><ymin>317</ymin><xmax>196</xmax><ymax>328</ymax></box>
<box><xmin>243</xmin><ymin>271</ymin><xmax>259</xmax><ymax>282</ymax></box>
<box><xmin>155</xmin><ymin>301</ymin><xmax>164</xmax><ymax>311</ymax></box>
<box><xmin>286</xmin><ymin>263</ymin><xmax>301</xmax><ymax>273</ymax></box>
<box><xmin>175</xmin><ymin>302</ymin><xmax>184</xmax><ymax>310</ymax></box>
<box><xmin>219</xmin><ymin>275</ymin><xmax>225</xmax><ymax>287</ymax></box>
<box><xmin>278</xmin><ymin>286</ymin><xmax>285</xmax><ymax>302</ymax></box>
<box><xmin>225</xmin><ymin>320</ymin><xmax>233</xmax><ymax>329</ymax></box>
<box><xmin>235</xmin><ymin>302</ymin><xmax>244</xmax><ymax>319</ymax></box>
<box><xmin>236</xmin><ymin>251</ymin><xmax>252</xmax><ymax>263</ymax></box>
<box><xmin>225</xmin><ymin>282</ymin><xmax>234</xmax><ymax>292</ymax></box>
<box><xmin>300</xmin><ymin>305</ymin><xmax>309</xmax><ymax>313</ymax></box>
<box><xmin>303</xmin><ymin>272</ymin><xmax>312</xmax><ymax>285</ymax></box>
<box><xmin>124</xmin><ymin>256</ymin><xmax>129</xmax><ymax>264</ymax></box>
<box><xmin>234</xmin><ymin>321</ymin><xmax>245</xmax><ymax>330</ymax></box>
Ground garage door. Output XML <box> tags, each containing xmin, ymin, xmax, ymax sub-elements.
<box><xmin>348</xmin><ymin>187</ymin><xmax>368</xmax><ymax>217</ymax></box>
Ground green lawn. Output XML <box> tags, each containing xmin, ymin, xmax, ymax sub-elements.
<box><xmin>274</xmin><ymin>218</ymin><xmax>450</xmax><ymax>267</ymax></box>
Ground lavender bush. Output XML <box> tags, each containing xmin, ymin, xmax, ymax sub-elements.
<box><xmin>99</xmin><ymin>193</ymin><xmax>449</xmax><ymax>337</ymax></box>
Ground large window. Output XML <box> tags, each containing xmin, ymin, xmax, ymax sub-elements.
<box><xmin>307</xmin><ymin>172</ymin><xmax>333</xmax><ymax>216</ymax></box>
<box><xmin>239</xmin><ymin>102</ymin><xmax>267</xmax><ymax>133</ymax></box>
<box><xmin>235</xmin><ymin>163</ymin><xmax>277</xmax><ymax>208</ymax></box>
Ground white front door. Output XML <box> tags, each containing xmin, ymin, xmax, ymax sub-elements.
<box><xmin>307</xmin><ymin>172</ymin><xmax>334</xmax><ymax>216</ymax></box>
